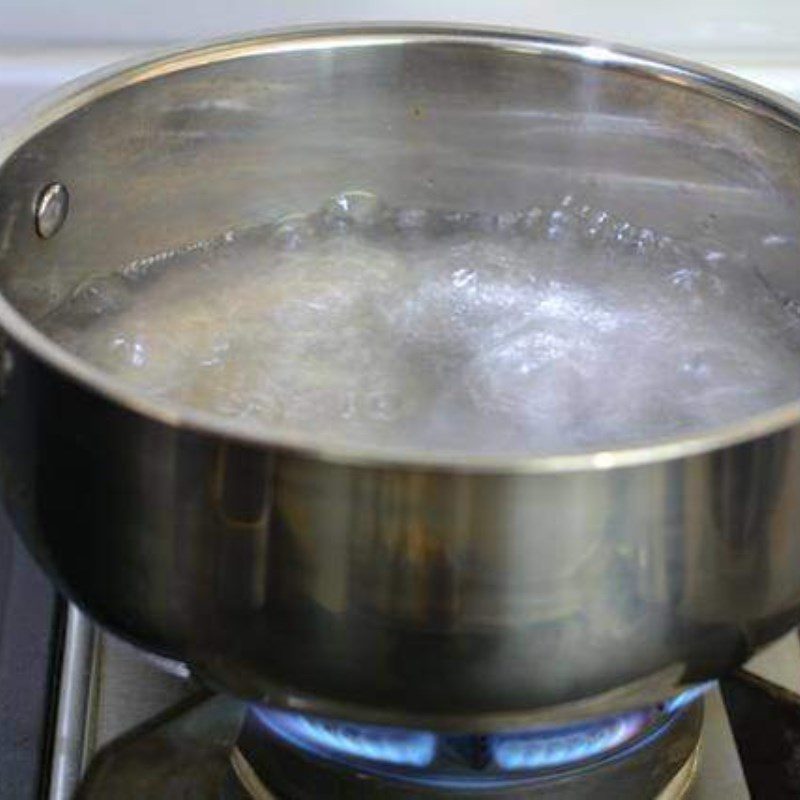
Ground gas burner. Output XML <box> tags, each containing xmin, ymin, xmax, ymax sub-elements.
<box><xmin>230</xmin><ymin>696</ymin><xmax>704</xmax><ymax>799</ymax></box>
<box><xmin>252</xmin><ymin>707</ymin><xmax>652</xmax><ymax>788</ymax></box>
<box><xmin>46</xmin><ymin>619</ymin><xmax>800</xmax><ymax>800</ymax></box>
<box><xmin>67</xmin><ymin>679</ymin><xmax>704</xmax><ymax>800</ymax></box>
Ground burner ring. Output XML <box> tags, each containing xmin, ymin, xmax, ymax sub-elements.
<box><xmin>229</xmin><ymin>699</ymin><xmax>704</xmax><ymax>799</ymax></box>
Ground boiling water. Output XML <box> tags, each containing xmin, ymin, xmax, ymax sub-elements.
<box><xmin>41</xmin><ymin>192</ymin><xmax>800</xmax><ymax>455</ymax></box>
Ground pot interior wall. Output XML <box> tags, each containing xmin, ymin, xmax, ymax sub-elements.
<box><xmin>1</xmin><ymin>33</ymin><xmax>800</xmax><ymax>322</ymax></box>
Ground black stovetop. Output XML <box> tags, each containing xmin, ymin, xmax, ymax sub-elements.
<box><xmin>0</xmin><ymin>511</ymin><xmax>60</xmax><ymax>800</ymax></box>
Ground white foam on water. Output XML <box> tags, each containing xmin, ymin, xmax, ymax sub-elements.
<box><xmin>43</xmin><ymin>192</ymin><xmax>800</xmax><ymax>455</ymax></box>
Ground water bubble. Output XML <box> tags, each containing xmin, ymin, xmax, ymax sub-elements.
<box><xmin>451</xmin><ymin>268</ymin><xmax>477</xmax><ymax>288</ymax></box>
<box><xmin>703</xmin><ymin>249</ymin><xmax>727</xmax><ymax>264</ymax></box>
<box><xmin>668</xmin><ymin>267</ymin><xmax>724</xmax><ymax>300</ymax></box>
<box><xmin>546</xmin><ymin>208</ymin><xmax>575</xmax><ymax>242</ymax></box>
<box><xmin>661</xmin><ymin>238</ymin><xmax>697</xmax><ymax>268</ymax></box>
<box><xmin>272</xmin><ymin>213</ymin><xmax>316</xmax><ymax>249</ymax></box>
<box><xmin>321</xmin><ymin>191</ymin><xmax>385</xmax><ymax>231</ymax></box>
<box><xmin>7</xmin><ymin>276</ymin><xmax>62</xmax><ymax>318</ymax></box>
<box><xmin>762</xmin><ymin>233</ymin><xmax>794</xmax><ymax>248</ymax></box>
<box><xmin>99</xmin><ymin>332</ymin><xmax>153</xmax><ymax>371</ymax></box>
<box><xmin>436</xmin><ymin>211</ymin><xmax>483</xmax><ymax>234</ymax></box>
<box><xmin>517</xmin><ymin>206</ymin><xmax>545</xmax><ymax>237</ymax></box>
<box><xmin>613</xmin><ymin>221</ymin><xmax>639</xmax><ymax>249</ymax></box>
<box><xmin>656</xmin><ymin>235</ymin><xmax>675</xmax><ymax>253</ymax></box>
<box><xmin>680</xmin><ymin>353</ymin><xmax>710</xmax><ymax>379</ymax></box>
<box><xmin>393</xmin><ymin>207</ymin><xmax>430</xmax><ymax>233</ymax></box>
<box><xmin>121</xmin><ymin>250</ymin><xmax>174</xmax><ymax>283</ymax></box>
<box><xmin>782</xmin><ymin>297</ymin><xmax>800</xmax><ymax>319</ymax></box>
<box><xmin>633</xmin><ymin>228</ymin><xmax>658</xmax><ymax>255</ymax></box>
<box><xmin>67</xmin><ymin>276</ymin><xmax>132</xmax><ymax>322</ymax></box>
<box><xmin>669</xmin><ymin>267</ymin><xmax>702</xmax><ymax>291</ymax></box>
<box><xmin>494</xmin><ymin>210</ymin><xmax>523</xmax><ymax>233</ymax></box>
<box><xmin>580</xmin><ymin>210</ymin><xmax>613</xmax><ymax>245</ymax></box>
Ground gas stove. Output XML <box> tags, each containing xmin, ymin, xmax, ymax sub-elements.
<box><xmin>29</xmin><ymin>603</ymin><xmax>800</xmax><ymax>799</ymax></box>
<box><xmin>5</xmin><ymin>43</ymin><xmax>800</xmax><ymax>800</ymax></box>
<box><xmin>60</xmin><ymin>618</ymin><xmax>703</xmax><ymax>799</ymax></box>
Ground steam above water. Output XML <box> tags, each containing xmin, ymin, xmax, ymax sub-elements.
<box><xmin>42</xmin><ymin>192</ymin><xmax>800</xmax><ymax>455</ymax></box>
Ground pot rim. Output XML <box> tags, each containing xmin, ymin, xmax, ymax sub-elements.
<box><xmin>2</xmin><ymin>22</ymin><xmax>800</xmax><ymax>474</ymax></box>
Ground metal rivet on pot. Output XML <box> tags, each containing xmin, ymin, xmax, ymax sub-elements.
<box><xmin>34</xmin><ymin>182</ymin><xmax>69</xmax><ymax>239</ymax></box>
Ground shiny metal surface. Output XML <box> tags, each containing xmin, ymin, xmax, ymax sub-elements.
<box><xmin>48</xmin><ymin>610</ymin><xmax>95</xmax><ymax>800</ymax></box>
<box><xmin>3</xmin><ymin>26</ymin><xmax>800</xmax><ymax>729</ymax></box>
<box><xmin>48</xmin><ymin>608</ymin><xmax>194</xmax><ymax>800</ymax></box>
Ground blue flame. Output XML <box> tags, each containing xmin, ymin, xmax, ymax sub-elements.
<box><xmin>662</xmin><ymin>682</ymin><xmax>714</xmax><ymax>714</ymax></box>
<box><xmin>254</xmin><ymin>698</ymin><xmax>685</xmax><ymax>788</ymax></box>
<box><xmin>256</xmin><ymin>708</ymin><xmax>437</xmax><ymax>768</ymax></box>
<box><xmin>489</xmin><ymin>711</ymin><xmax>649</xmax><ymax>771</ymax></box>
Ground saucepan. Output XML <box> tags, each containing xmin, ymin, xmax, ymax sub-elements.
<box><xmin>1</xmin><ymin>25</ymin><xmax>800</xmax><ymax>731</ymax></box>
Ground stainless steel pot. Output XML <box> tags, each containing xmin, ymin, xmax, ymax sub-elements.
<box><xmin>2</xmin><ymin>25</ymin><xmax>800</xmax><ymax>731</ymax></box>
